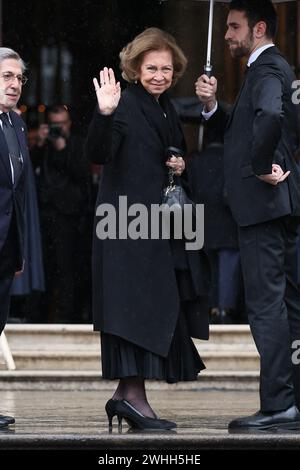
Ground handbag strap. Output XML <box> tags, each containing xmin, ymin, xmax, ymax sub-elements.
<box><xmin>168</xmin><ymin>168</ymin><xmax>176</xmax><ymax>185</ymax></box>
<box><xmin>164</xmin><ymin>169</ymin><xmax>176</xmax><ymax>196</ymax></box>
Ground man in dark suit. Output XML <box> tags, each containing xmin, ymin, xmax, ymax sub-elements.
<box><xmin>0</xmin><ymin>48</ymin><xmax>29</xmax><ymax>427</ymax></box>
<box><xmin>196</xmin><ymin>0</ymin><xmax>300</xmax><ymax>429</ymax></box>
<box><xmin>31</xmin><ymin>105</ymin><xmax>92</xmax><ymax>323</ymax></box>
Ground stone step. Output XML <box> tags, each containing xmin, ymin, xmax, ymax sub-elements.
<box><xmin>0</xmin><ymin>370</ymin><xmax>259</xmax><ymax>391</ymax></box>
<box><xmin>4</xmin><ymin>324</ymin><xmax>101</xmax><ymax>351</ymax></box>
<box><xmin>4</xmin><ymin>324</ymin><xmax>256</xmax><ymax>350</ymax></box>
<box><xmin>0</xmin><ymin>348</ymin><xmax>259</xmax><ymax>371</ymax></box>
<box><xmin>1</xmin><ymin>324</ymin><xmax>259</xmax><ymax>372</ymax></box>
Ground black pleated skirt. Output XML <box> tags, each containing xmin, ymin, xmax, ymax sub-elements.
<box><xmin>101</xmin><ymin>241</ymin><xmax>206</xmax><ymax>383</ymax></box>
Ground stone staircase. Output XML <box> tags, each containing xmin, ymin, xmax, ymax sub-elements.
<box><xmin>0</xmin><ymin>324</ymin><xmax>259</xmax><ymax>390</ymax></box>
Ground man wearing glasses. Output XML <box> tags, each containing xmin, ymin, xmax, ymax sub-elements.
<box><xmin>0</xmin><ymin>47</ymin><xmax>29</xmax><ymax>428</ymax></box>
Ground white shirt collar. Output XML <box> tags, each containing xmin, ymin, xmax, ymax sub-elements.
<box><xmin>247</xmin><ymin>43</ymin><xmax>275</xmax><ymax>67</ymax></box>
<box><xmin>0</xmin><ymin>110</ymin><xmax>18</xmax><ymax>183</ymax></box>
<box><xmin>0</xmin><ymin>110</ymin><xmax>12</xmax><ymax>125</ymax></box>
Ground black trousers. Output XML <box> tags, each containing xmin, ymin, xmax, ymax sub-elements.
<box><xmin>0</xmin><ymin>215</ymin><xmax>19</xmax><ymax>334</ymax></box>
<box><xmin>239</xmin><ymin>215</ymin><xmax>300</xmax><ymax>412</ymax></box>
<box><xmin>205</xmin><ymin>248</ymin><xmax>244</xmax><ymax>310</ymax></box>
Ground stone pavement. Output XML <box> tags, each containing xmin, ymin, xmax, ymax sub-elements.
<box><xmin>1</xmin><ymin>389</ymin><xmax>300</xmax><ymax>450</ymax></box>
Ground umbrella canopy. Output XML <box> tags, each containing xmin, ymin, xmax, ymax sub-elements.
<box><xmin>197</xmin><ymin>0</ymin><xmax>297</xmax><ymax>76</ymax></box>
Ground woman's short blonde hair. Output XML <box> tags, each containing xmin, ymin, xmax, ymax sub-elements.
<box><xmin>119</xmin><ymin>27</ymin><xmax>187</xmax><ymax>86</ymax></box>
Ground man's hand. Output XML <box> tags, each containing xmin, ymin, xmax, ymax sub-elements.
<box><xmin>195</xmin><ymin>74</ymin><xmax>218</xmax><ymax>112</ymax></box>
<box><xmin>51</xmin><ymin>136</ymin><xmax>67</xmax><ymax>151</ymax></box>
<box><xmin>257</xmin><ymin>164</ymin><xmax>290</xmax><ymax>185</ymax></box>
<box><xmin>36</xmin><ymin>123</ymin><xmax>49</xmax><ymax>147</ymax></box>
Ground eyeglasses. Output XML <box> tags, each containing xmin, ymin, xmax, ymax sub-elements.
<box><xmin>0</xmin><ymin>72</ymin><xmax>28</xmax><ymax>85</ymax></box>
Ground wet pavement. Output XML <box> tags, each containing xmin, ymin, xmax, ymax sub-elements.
<box><xmin>0</xmin><ymin>389</ymin><xmax>300</xmax><ymax>450</ymax></box>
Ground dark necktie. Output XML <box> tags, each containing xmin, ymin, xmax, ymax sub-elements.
<box><xmin>0</xmin><ymin>112</ymin><xmax>22</xmax><ymax>183</ymax></box>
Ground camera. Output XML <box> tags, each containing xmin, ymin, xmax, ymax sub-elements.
<box><xmin>48</xmin><ymin>124</ymin><xmax>64</xmax><ymax>139</ymax></box>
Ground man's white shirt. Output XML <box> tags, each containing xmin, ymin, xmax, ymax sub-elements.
<box><xmin>201</xmin><ymin>43</ymin><xmax>275</xmax><ymax>120</ymax></box>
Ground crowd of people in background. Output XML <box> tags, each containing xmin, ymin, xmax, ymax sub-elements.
<box><xmin>10</xmin><ymin>105</ymin><xmax>97</xmax><ymax>324</ymax></box>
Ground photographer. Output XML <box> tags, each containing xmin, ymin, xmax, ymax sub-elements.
<box><xmin>31</xmin><ymin>105</ymin><xmax>92</xmax><ymax>323</ymax></box>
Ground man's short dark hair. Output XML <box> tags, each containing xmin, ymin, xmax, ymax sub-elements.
<box><xmin>48</xmin><ymin>104</ymin><xmax>69</xmax><ymax>115</ymax></box>
<box><xmin>229</xmin><ymin>0</ymin><xmax>278</xmax><ymax>39</ymax></box>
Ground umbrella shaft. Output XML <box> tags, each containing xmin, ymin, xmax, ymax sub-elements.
<box><xmin>206</xmin><ymin>0</ymin><xmax>214</xmax><ymax>69</ymax></box>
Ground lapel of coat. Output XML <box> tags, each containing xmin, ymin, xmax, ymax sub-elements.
<box><xmin>128</xmin><ymin>83</ymin><xmax>185</xmax><ymax>162</ymax></box>
<box><xmin>226</xmin><ymin>71</ymin><xmax>249</xmax><ymax>130</ymax></box>
<box><xmin>0</xmin><ymin>122</ymin><xmax>13</xmax><ymax>184</ymax></box>
<box><xmin>129</xmin><ymin>83</ymin><xmax>174</xmax><ymax>153</ymax></box>
<box><xmin>9</xmin><ymin>111</ymin><xmax>27</xmax><ymax>186</ymax></box>
<box><xmin>226</xmin><ymin>46</ymin><xmax>279</xmax><ymax>130</ymax></box>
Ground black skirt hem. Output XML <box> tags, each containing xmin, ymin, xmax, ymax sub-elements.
<box><xmin>101</xmin><ymin>371</ymin><xmax>205</xmax><ymax>384</ymax></box>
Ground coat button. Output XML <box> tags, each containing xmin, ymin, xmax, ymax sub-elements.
<box><xmin>5</xmin><ymin>210</ymin><xmax>10</xmax><ymax>215</ymax></box>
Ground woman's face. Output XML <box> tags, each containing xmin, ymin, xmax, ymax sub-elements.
<box><xmin>138</xmin><ymin>49</ymin><xmax>174</xmax><ymax>99</ymax></box>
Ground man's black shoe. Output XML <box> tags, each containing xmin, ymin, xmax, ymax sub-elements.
<box><xmin>0</xmin><ymin>414</ymin><xmax>15</xmax><ymax>427</ymax></box>
<box><xmin>228</xmin><ymin>405</ymin><xmax>300</xmax><ymax>430</ymax></box>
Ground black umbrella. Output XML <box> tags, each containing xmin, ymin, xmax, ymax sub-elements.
<box><xmin>197</xmin><ymin>0</ymin><xmax>296</xmax><ymax>76</ymax></box>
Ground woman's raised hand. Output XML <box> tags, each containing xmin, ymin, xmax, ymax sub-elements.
<box><xmin>93</xmin><ymin>67</ymin><xmax>121</xmax><ymax>115</ymax></box>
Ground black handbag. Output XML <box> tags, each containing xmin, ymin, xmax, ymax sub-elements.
<box><xmin>162</xmin><ymin>146</ymin><xmax>195</xmax><ymax>211</ymax></box>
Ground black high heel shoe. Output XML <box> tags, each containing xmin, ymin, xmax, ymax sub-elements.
<box><xmin>115</xmin><ymin>400</ymin><xmax>177</xmax><ymax>430</ymax></box>
<box><xmin>105</xmin><ymin>399</ymin><xmax>122</xmax><ymax>430</ymax></box>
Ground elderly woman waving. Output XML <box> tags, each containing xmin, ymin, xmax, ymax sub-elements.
<box><xmin>86</xmin><ymin>27</ymin><xmax>209</xmax><ymax>431</ymax></box>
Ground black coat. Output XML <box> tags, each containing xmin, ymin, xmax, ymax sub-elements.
<box><xmin>31</xmin><ymin>134</ymin><xmax>91</xmax><ymax>215</ymax></box>
<box><xmin>11</xmin><ymin>158</ymin><xmax>45</xmax><ymax>295</ymax></box>
<box><xmin>188</xmin><ymin>144</ymin><xmax>239</xmax><ymax>249</ymax></box>
<box><xmin>0</xmin><ymin>111</ymin><xmax>28</xmax><ymax>271</ymax></box>
<box><xmin>208</xmin><ymin>47</ymin><xmax>300</xmax><ymax>227</ymax></box>
<box><xmin>85</xmin><ymin>83</ymin><xmax>209</xmax><ymax>357</ymax></box>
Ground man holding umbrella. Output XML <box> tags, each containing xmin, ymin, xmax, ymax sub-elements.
<box><xmin>196</xmin><ymin>0</ymin><xmax>300</xmax><ymax>429</ymax></box>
